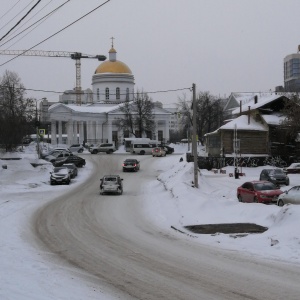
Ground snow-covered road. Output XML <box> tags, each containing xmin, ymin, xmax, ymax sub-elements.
<box><xmin>33</xmin><ymin>154</ymin><xmax>300</xmax><ymax>300</ymax></box>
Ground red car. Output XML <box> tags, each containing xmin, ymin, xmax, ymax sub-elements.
<box><xmin>237</xmin><ymin>180</ymin><xmax>283</xmax><ymax>204</ymax></box>
<box><xmin>284</xmin><ymin>163</ymin><xmax>300</xmax><ymax>174</ymax></box>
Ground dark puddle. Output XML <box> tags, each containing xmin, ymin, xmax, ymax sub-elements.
<box><xmin>184</xmin><ymin>223</ymin><xmax>268</xmax><ymax>235</ymax></box>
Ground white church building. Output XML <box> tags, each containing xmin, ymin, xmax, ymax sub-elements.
<box><xmin>48</xmin><ymin>44</ymin><xmax>171</xmax><ymax>147</ymax></box>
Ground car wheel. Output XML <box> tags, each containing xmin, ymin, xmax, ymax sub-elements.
<box><xmin>92</xmin><ymin>150</ymin><xmax>98</xmax><ymax>154</ymax></box>
<box><xmin>119</xmin><ymin>189</ymin><xmax>123</xmax><ymax>195</ymax></box>
<box><xmin>286</xmin><ymin>181</ymin><xmax>289</xmax><ymax>186</ymax></box>
<box><xmin>78</xmin><ymin>149</ymin><xmax>83</xmax><ymax>153</ymax></box>
<box><xmin>278</xmin><ymin>199</ymin><xmax>284</xmax><ymax>207</ymax></box>
<box><xmin>238</xmin><ymin>195</ymin><xmax>243</xmax><ymax>202</ymax></box>
<box><xmin>140</xmin><ymin>150</ymin><xmax>145</xmax><ymax>155</ymax></box>
<box><xmin>253</xmin><ymin>197</ymin><xmax>258</xmax><ymax>203</ymax></box>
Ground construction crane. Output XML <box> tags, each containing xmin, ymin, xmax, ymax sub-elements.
<box><xmin>0</xmin><ymin>49</ymin><xmax>106</xmax><ymax>105</ymax></box>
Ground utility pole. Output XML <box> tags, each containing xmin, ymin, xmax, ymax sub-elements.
<box><xmin>192</xmin><ymin>83</ymin><xmax>199</xmax><ymax>188</ymax></box>
<box><xmin>35</xmin><ymin>101</ymin><xmax>40</xmax><ymax>159</ymax></box>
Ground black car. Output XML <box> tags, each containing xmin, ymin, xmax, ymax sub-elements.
<box><xmin>50</xmin><ymin>167</ymin><xmax>71</xmax><ymax>185</ymax></box>
<box><xmin>53</xmin><ymin>155</ymin><xmax>86</xmax><ymax>168</ymax></box>
<box><xmin>259</xmin><ymin>169</ymin><xmax>289</xmax><ymax>186</ymax></box>
<box><xmin>122</xmin><ymin>159</ymin><xmax>140</xmax><ymax>172</ymax></box>
<box><xmin>159</xmin><ymin>144</ymin><xmax>174</xmax><ymax>154</ymax></box>
<box><xmin>62</xmin><ymin>163</ymin><xmax>78</xmax><ymax>178</ymax></box>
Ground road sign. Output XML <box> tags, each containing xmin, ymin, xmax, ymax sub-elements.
<box><xmin>39</xmin><ymin>129</ymin><xmax>45</xmax><ymax>136</ymax></box>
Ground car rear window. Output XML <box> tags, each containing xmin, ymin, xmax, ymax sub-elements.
<box><xmin>254</xmin><ymin>183</ymin><xmax>276</xmax><ymax>191</ymax></box>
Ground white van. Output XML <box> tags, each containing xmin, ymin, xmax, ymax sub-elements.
<box><xmin>130</xmin><ymin>143</ymin><xmax>154</xmax><ymax>155</ymax></box>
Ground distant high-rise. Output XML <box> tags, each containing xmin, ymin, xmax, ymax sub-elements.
<box><xmin>284</xmin><ymin>46</ymin><xmax>300</xmax><ymax>92</ymax></box>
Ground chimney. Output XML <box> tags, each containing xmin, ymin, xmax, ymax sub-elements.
<box><xmin>254</xmin><ymin>95</ymin><xmax>258</xmax><ymax>104</ymax></box>
<box><xmin>248</xmin><ymin>106</ymin><xmax>251</xmax><ymax>124</ymax></box>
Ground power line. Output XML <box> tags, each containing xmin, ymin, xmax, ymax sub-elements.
<box><xmin>0</xmin><ymin>0</ymin><xmax>22</xmax><ymax>22</ymax></box>
<box><xmin>0</xmin><ymin>1</ymin><xmax>33</xmax><ymax>31</ymax></box>
<box><xmin>0</xmin><ymin>0</ymin><xmax>42</xmax><ymax>42</ymax></box>
<box><xmin>0</xmin><ymin>0</ymin><xmax>111</xmax><ymax>67</ymax></box>
<box><xmin>0</xmin><ymin>0</ymin><xmax>71</xmax><ymax>49</ymax></box>
<box><xmin>0</xmin><ymin>85</ymin><xmax>192</xmax><ymax>97</ymax></box>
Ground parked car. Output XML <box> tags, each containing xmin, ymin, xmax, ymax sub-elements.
<box><xmin>237</xmin><ymin>180</ymin><xmax>283</xmax><ymax>204</ymax></box>
<box><xmin>259</xmin><ymin>168</ymin><xmax>289</xmax><ymax>186</ymax></box>
<box><xmin>283</xmin><ymin>163</ymin><xmax>300</xmax><ymax>174</ymax></box>
<box><xmin>44</xmin><ymin>150</ymin><xmax>72</xmax><ymax>163</ymax></box>
<box><xmin>41</xmin><ymin>148</ymin><xmax>71</xmax><ymax>159</ymax></box>
<box><xmin>277</xmin><ymin>186</ymin><xmax>300</xmax><ymax>206</ymax></box>
<box><xmin>69</xmin><ymin>144</ymin><xmax>84</xmax><ymax>153</ymax></box>
<box><xmin>50</xmin><ymin>167</ymin><xmax>71</xmax><ymax>185</ymax></box>
<box><xmin>159</xmin><ymin>144</ymin><xmax>174</xmax><ymax>154</ymax></box>
<box><xmin>122</xmin><ymin>158</ymin><xmax>140</xmax><ymax>172</ymax></box>
<box><xmin>62</xmin><ymin>163</ymin><xmax>78</xmax><ymax>178</ymax></box>
<box><xmin>89</xmin><ymin>143</ymin><xmax>116</xmax><ymax>154</ymax></box>
<box><xmin>53</xmin><ymin>155</ymin><xmax>86</xmax><ymax>168</ymax></box>
<box><xmin>152</xmin><ymin>147</ymin><xmax>166</xmax><ymax>157</ymax></box>
<box><xmin>100</xmin><ymin>175</ymin><xmax>123</xmax><ymax>195</ymax></box>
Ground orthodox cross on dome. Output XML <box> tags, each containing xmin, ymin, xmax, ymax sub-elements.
<box><xmin>110</xmin><ymin>37</ymin><xmax>114</xmax><ymax>48</ymax></box>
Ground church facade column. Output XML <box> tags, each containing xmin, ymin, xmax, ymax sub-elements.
<box><xmin>86</xmin><ymin>121</ymin><xmax>91</xmax><ymax>144</ymax></box>
<box><xmin>73</xmin><ymin>120</ymin><xmax>78</xmax><ymax>144</ymax></box>
<box><xmin>58</xmin><ymin>121</ymin><xmax>63</xmax><ymax>144</ymax></box>
<box><xmin>164</xmin><ymin>119</ymin><xmax>170</xmax><ymax>143</ymax></box>
<box><xmin>106</xmin><ymin>120</ymin><xmax>112</xmax><ymax>143</ymax></box>
<box><xmin>67</xmin><ymin>120</ymin><xmax>74</xmax><ymax>145</ymax></box>
<box><xmin>51</xmin><ymin>120</ymin><xmax>56</xmax><ymax>145</ymax></box>
<box><xmin>154</xmin><ymin>121</ymin><xmax>159</xmax><ymax>141</ymax></box>
<box><xmin>79</xmin><ymin>121</ymin><xmax>84</xmax><ymax>144</ymax></box>
<box><xmin>96</xmin><ymin>120</ymin><xmax>102</xmax><ymax>143</ymax></box>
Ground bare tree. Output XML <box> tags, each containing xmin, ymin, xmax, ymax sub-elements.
<box><xmin>280</xmin><ymin>94</ymin><xmax>300</xmax><ymax>140</ymax></box>
<box><xmin>0</xmin><ymin>70</ymin><xmax>35</xmax><ymax>151</ymax></box>
<box><xmin>177</xmin><ymin>91</ymin><xmax>224</xmax><ymax>143</ymax></box>
<box><xmin>116</xmin><ymin>91</ymin><xmax>155</xmax><ymax>137</ymax></box>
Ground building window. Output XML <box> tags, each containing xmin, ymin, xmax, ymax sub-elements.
<box><xmin>97</xmin><ymin>88</ymin><xmax>100</xmax><ymax>101</ymax></box>
<box><xmin>105</xmin><ymin>88</ymin><xmax>109</xmax><ymax>100</ymax></box>
<box><xmin>126</xmin><ymin>88</ymin><xmax>129</xmax><ymax>100</ymax></box>
<box><xmin>116</xmin><ymin>87</ymin><xmax>120</xmax><ymax>100</ymax></box>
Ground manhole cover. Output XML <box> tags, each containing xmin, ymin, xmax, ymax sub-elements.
<box><xmin>184</xmin><ymin>223</ymin><xmax>268</xmax><ymax>234</ymax></box>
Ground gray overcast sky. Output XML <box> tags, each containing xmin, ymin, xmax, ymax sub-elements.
<box><xmin>0</xmin><ymin>0</ymin><xmax>299</xmax><ymax>106</ymax></box>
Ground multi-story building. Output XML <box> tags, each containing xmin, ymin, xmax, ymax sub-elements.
<box><xmin>284</xmin><ymin>46</ymin><xmax>300</xmax><ymax>92</ymax></box>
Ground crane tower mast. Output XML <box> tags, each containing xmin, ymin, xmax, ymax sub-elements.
<box><xmin>0</xmin><ymin>49</ymin><xmax>106</xmax><ymax>105</ymax></box>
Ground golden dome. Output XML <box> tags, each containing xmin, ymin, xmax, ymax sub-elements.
<box><xmin>94</xmin><ymin>60</ymin><xmax>132</xmax><ymax>74</ymax></box>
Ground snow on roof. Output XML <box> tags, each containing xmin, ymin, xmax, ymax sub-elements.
<box><xmin>261</xmin><ymin>114</ymin><xmax>286</xmax><ymax>125</ymax></box>
<box><xmin>220</xmin><ymin>115</ymin><xmax>267</xmax><ymax>131</ymax></box>
<box><xmin>232</xmin><ymin>93</ymin><xmax>284</xmax><ymax>115</ymax></box>
<box><xmin>49</xmin><ymin>103</ymin><xmax>122</xmax><ymax>114</ymax></box>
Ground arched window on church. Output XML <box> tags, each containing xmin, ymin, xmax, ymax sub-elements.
<box><xmin>97</xmin><ymin>88</ymin><xmax>100</xmax><ymax>101</ymax></box>
<box><xmin>116</xmin><ymin>87</ymin><xmax>120</xmax><ymax>100</ymax></box>
<box><xmin>126</xmin><ymin>88</ymin><xmax>129</xmax><ymax>101</ymax></box>
<box><xmin>105</xmin><ymin>87</ymin><xmax>109</xmax><ymax>100</ymax></box>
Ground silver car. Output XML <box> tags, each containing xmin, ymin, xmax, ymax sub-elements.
<box><xmin>277</xmin><ymin>186</ymin><xmax>300</xmax><ymax>206</ymax></box>
<box><xmin>100</xmin><ymin>175</ymin><xmax>123</xmax><ymax>195</ymax></box>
